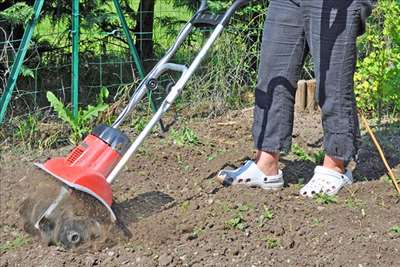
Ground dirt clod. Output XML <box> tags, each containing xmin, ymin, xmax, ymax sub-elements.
<box><xmin>158</xmin><ymin>253</ymin><xmax>173</xmax><ymax>266</ymax></box>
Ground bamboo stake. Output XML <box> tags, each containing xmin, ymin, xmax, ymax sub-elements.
<box><xmin>360</xmin><ymin>113</ymin><xmax>400</xmax><ymax>194</ymax></box>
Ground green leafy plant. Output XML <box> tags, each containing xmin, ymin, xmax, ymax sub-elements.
<box><xmin>207</xmin><ymin>154</ymin><xmax>216</xmax><ymax>161</ymax></box>
<box><xmin>131</xmin><ymin>116</ymin><xmax>148</xmax><ymax>133</ymax></box>
<box><xmin>192</xmin><ymin>226</ymin><xmax>205</xmax><ymax>238</ymax></box>
<box><xmin>0</xmin><ymin>2</ymin><xmax>34</xmax><ymax>25</ymax></box>
<box><xmin>263</xmin><ymin>237</ymin><xmax>280</xmax><ymax>249</ymax></box>
<box><xmin>179</xmin><ymin>200</ymin><xmax>190</xmax><ymax>213</ymax></box>
<box><xmin>47</xmin><ymin>87</ymin><xmax>109</xmax><ymax>144</ymax></box>
<box><xmin>176</xmin><ymin>154</ymin><xmax>192</xmax><ymax>172</ymax></box>
<box><xmin>389</xmin><ymin>225</ymin><xmax>400</xmax><ymax>234</ymax></box>
<box><xmin>313</xmin><ymin>150</ymin><xmax>325</xmax><ymax>165</ymax></box>
<box><xmin>292</xmin><ymin>144</ymin><xmax>312</xmax><ymax>161</ymax></box>
<box><xmin>225</xmin><ymin>204</ymin><xmax>251</xmax><ymax>231</ymax></box>
<box><xmin>237</xmin><ymin>203</ymin><xmax>251</xmax><ymax>212</ymax></box>
<box><xmin>258</xmin><ymin>205</ymin><xmax>274</xmax><ymax>227</ymax></box>
<box><xmin>20</xmin><ymin>65</ymin><xmax>35</xmax><ymax>79</ymax></box>
<box><xmin>315</xmin><ymin>194</ymin><xmax>338</xmax><ymax>205</ymax></box>
<box><xmin>355</xmin><ymin>0</ymin><xmax>400</xmax><ymax>114</ymax></box>
<box><xmin>170</xmin><ymin>126</ymin><xmax>200</xmax><ymax>146</ymax></box>
<box><xmin>15</xmin><ymin>114</ymin><xmax>38</xmax><ymax>148</ymax></box>
<box><xmin>225</xmin><ymin>213</ymin><xmax>247</xmax><ymax>231</ymax></box>
<box><xmin>312</xmin><ymin>218</ymin><xmax>321</xmax><ymax>226</ymax></box>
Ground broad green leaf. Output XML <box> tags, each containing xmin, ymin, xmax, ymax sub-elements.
<box><xmin>79</xmin><ymin>103</ymin><xmax>109</xmax><ymax>123</ymax></box>
<box><xmin>96</xmin><ymin>87</ymin><xmax>109</xmax><ymax>105</ymax></box>
<box><xmin>46</xmin><ymin>91</ymin><xmax>76</xmax><ymax>128</ymax></box>
<box><xmin>21</xmin><ymin>65</ymin><xmax>34</xmax><ymax>79</ymax></box>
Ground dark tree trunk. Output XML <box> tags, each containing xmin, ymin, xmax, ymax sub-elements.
<box><xmin>134</xmin><ymin>0</ymin><xmax>155</xmax><ymax>68</ymax></box>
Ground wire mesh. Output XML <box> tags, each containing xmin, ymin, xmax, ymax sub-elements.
<box><xmin>0</xmin><ymin>1</ymin><xmax>267</xmax><ymax>120</ymax></box>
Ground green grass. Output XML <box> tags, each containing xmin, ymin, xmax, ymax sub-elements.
<box><xmin>131</xmin><ymin>116</ymin><xmax>149</xmax><ymax>133</ymax></box>
<box><xmin>179</xmin><ymin>200</ymin><xmax>190</xmax><ymax>213</ymax></box>
<box><xmin>0</xmin><ymin>234</ymin><xmax>31</xmax><ymax>253</ymax></box>
<box><xmin>345</xmin><ymin>196</ymin><xmax>365</xmax><ymax>209</ymax></box>
<box><xmin>291</xmin><ymin>144</ymin><xmax>327</xmax><ymax>164</ymax></box>
<box><xmin>176</xmin><ymin>154</ymin><xmax>192</xmax><ymax>172</ymax></box>
<box><xmin>14</xmin><ymin>114</ymin><xmax>39</xmax><ymax>149</ymax></box>
<box><xmin>217</xmin><ymin>200</ymin><xmax>231</xmax><ymax>213</ymax></box>
<box><xmin>315</xmin><ymin>193</ymin><xmax>338</xmax><ymax>205</ymax></box>
<box><xmin>192</xmin><ymin>226</ymin><xmax>205</xmax><ymax>238</ymax></box>
<box><xmin>170</xmin><ymin>126</ymin><xmax>200</xmax><ymax>146</ymax></box>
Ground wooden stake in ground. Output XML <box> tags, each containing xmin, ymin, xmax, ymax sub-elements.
<box><xmin>295</xmin><ymin>80</ymin><xmax>307</xmax><ymax>112</ymax></box>
<box><xmin>306</xmin><ymin>79</ymin><xmax>317</xmax><ymax>111</ymax></box>
<box><xmin>360</xmin><ymin>113</ymin><xmax>400</xmax><ymax>195</ymax></box>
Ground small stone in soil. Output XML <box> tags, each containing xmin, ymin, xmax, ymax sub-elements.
<box><xmin>158</xmin><ymin>254</ymin><xmax>173</xmax><ymax>266</ymax></box>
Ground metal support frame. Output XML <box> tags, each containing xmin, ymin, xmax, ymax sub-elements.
<box><xmin>0</xmin><ymin>0</ymin><xmax>45</xmax><ymax>123</ymax></box>
<box><xmin>71</xmin><ymin>0</ymin><xmax>80</xmax><ymax>118</ymax></box>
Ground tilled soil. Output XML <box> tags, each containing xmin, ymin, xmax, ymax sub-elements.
<box><xmin>1</xmin><ymin>110</ymin><xmax>399</xmax><ymax>267</ymax></box>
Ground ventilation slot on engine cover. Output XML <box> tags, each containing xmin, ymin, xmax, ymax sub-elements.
<box><xmin>66</xmin><ymin>147</ymin><xmax>84</xmax><ymax>164</ymax></box>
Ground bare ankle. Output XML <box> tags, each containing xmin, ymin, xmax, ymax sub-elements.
<box><xmin>255</xmin><ymin>150</ymin><xmax>279</xmax><ymax>176</ymax></box>
<box><xmin>323</xmin><ymin>155</ymin><xmax>345</xmax><ymax>173</ymax></box>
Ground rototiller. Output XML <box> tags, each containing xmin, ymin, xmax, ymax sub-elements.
<box><xmin>23</xmin><ymin>0</ymin><xmax>252</xmax><ymax>248</ymax></box>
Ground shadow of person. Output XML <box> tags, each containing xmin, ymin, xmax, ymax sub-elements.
<box><xmin>280</xmin><ymin>157</ymin><xmax>316</xmax><ymax>185</ymax></box>
<box><xmin>284</xmin><ymin>120</ymin><xmax>400</xmax><ymax>185</ymax></box>
<box><xmin>353</xmin><ymin>121</ymin><xmax>400</xmax><ymax>182</ymax></box>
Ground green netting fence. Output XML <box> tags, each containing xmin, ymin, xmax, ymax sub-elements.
<box><xmin>0</xmin><ymin>1</ymin><xmax>268</xmax><ymax>123</ymax></box>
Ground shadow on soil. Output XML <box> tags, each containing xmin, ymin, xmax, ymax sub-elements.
<box><xmin>354</xmin><ymin>121</ymin><xmax>400</xmax><ymax>181</ymax></box>
<box><xmin>112</xmin><ymin>191</ymin><xmax>174</xmax><ymax>237</ymax></box>
<box><xmin>218</xmin><ymin>121</ymin><xmax>400</xmax><ymax>185</ymax></box>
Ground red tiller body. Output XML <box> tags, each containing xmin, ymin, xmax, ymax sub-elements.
<box><xmin>40</xmin><ymin>134</ymin><xmax>122</xmax><ymax>208</ymax></box>
<box><xmin>65</xmin><ymin>134</ymin><xmax>121</xmax><ymax>177</ymax></box>
<box><xmin>36</xmin><ymin>125</ymin><xmax>131</xmax><ymax>221</ymax></box>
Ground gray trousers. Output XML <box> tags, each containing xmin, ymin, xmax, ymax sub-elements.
<box><xmin>253</xmin><ymin>0</ymin><xmax>372</xmax><ymax>161</ymax></box>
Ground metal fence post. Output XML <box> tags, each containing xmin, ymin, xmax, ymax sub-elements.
<box><xmin>112</xmin><ymin>0</ymin><xmax>164</xmax><ymax>131</ymax></box>
<box><xmin>0</xmin><ymin>0</ymin><xmax>45</xmax><ymax>123</ymax></box>
<box><xmin>71</xmin><ymin>0</ymin><xmax>80</xmax><ymax>118</ymax></box>
<box><xmin>112</xmin><ymin>0</ymin><xmax>145</xmax><ymax>79</ymax></box>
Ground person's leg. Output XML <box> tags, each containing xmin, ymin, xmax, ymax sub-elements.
<box><xmin>300</xmin><ymin>0</ymin><xmax>368</xmax><ymax>197</ymax></box>
<box><xmin>218</xmin><ymin>0</ymin><xmax>308</xmax><ymax>189</ymax></box>
<box><xmin>308</xmin><ymin>0</ymin><xmax>363</xmax><ymax>163</ymax></box>
<box><xmin>253</xmin><ymin>0</ymin><xmax>308</xmax><ymax>175</ymax></box>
